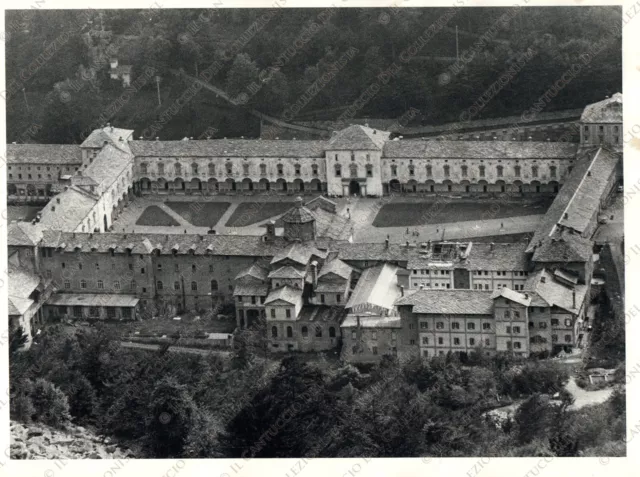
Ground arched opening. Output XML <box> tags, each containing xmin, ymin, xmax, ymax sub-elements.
<box><xmin>349</xmin><ymin>180</ymin><xmax>361</xmax><ymax>196</ymax></box>
<box><xmin>8</xmin><ymin>184</ymin><xmax>17</xmax><ymax>195</ymax></box>
<box><xmin>460</xmin><ymin>180</ymin><xmax>471</xmax><ymax>194</ymax></box>
<box><xmin>301</xmin><ymin>326</ymin><xmax>308</xmax><ymax>337</ymax></box>
<box><xmin>442</xmin><ymin>179</ymin><xmax>453</xmax><ymax>193</ymax></box>
<box><xmin>140</xmin><ymin>177</ymin><xmax>151</xmax><ymax>194</ymax></box>
<box><xmin>406</xmin><ymin>180</ymin><xmax>417</xmax><ymax>193</ymax></box>
<box><xmin>478</xmin><ymin>180</ymin><xmax>488</xmax><ymax>193</ymax></box>
<box><xmin>531</xmin><ymin>180</ymin><xmax>541</xmax><ymax>193</ymax></box>
<box><xmin>247</xmin><ymin>309</ymin><xmax>259</xmax><ymax>328</ymax></box>
<box><xmin>293</xmin><ymin>178</ymin><xmax>304</xmax><ymax>192</ymax></box>
<box><xmin>225</xmin><ymin>178</ymin><xmax>236</xmax><ymax>192</ymax></box>
<box><xmin>549</xmin><ymin>181</ymin><xmax>559</xmax><ymax>193</ymax></box>
<box><xmin>496</xmin><ymin>180</ymin><xmax>506</xmax><ymax>193</ymax></box>
<box><xmin>174</xmin><ymin>177</ymin><xmax>185</xmax><ymax>192</ymax></box>
<box><xmin>242</xmin><ymin>178</ymin><xmax>253</xmax><ymax>191</ymax></box>
<box><xmin>190</xmin><ymin>178</ymin><xmax>202</xmax><ymax>193</ymax></box>
<box><xmin>309</xmin><ymin>178</ymin><xmax>322</xmax><ymax>192</ymax></box>
<box><xmin>424</xmin><ymin>179</ymin><xmax>435</xmax><ymax>193</ymax></box>
<box><xmin>239</xmin><ymin>317</ymin><xmax>245</xmax><ymax>329</ymax></box>
<box><xmin>259</xmin><ymin>178</ymin><xmax>270</xmax><ymax>191</ymax></box>
<box><xmin>276</xmin><ymin>178</ymin><xmax>287</xmax><ymax>192</ymax></box>
<box><xmin>513</xmin><ymin>180</ymin><xmax>523</xmax><ymax>194</ymax></box>
<box><xmin>389</xmin><ymin>179</ymin><xmax>401</xmax><ymax>194</ymax></box>
<box><xmin>207</xmin><ymin>178</ymin><xmax>218</xmax><ymax>194</ymax></box>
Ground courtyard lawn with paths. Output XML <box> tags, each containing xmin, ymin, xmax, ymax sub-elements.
<box><xmin>225</xmin><ymin>201</ymin><xmax>296</xmax><ymax>227</ymax></box>
<box><xmin>135</xmin><ymin>205</ymin><xmax>180</xmax><ymax>226</ymax></box>
<box><xmin>166</xmin><ymin>201</ymin><xmax>231</xmax><ymax>227</ymax></box>
<box><xmin>372</xmin><ymin>198</ymin><xmax>553</xmax><ymax>228</ymax></box>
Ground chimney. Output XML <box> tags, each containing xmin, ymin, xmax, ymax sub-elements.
<box><xmin>295</xmin><ymin>196</ymin><xmax>303</xmax><ymax>208</ymax></box>
<box><xmin>111</xmin><ymin>126</ymin><xmax>114</xmax><ymax>133</ymax></box>
<box><xmin>356</xmin><ymin>315</ymin><xmax>361</xmax><ymax>328</ymax></box>
<box><xmin>406</xmin><ymin>241</ymin><xmax>410</xmax><ymax>248</ymax></box>
<box><xmin>564</xmin><ymin>212</ymin><xmax>569</xmax><ymax>219</ymax></box>
<box><xmin>56</xmin><ymin>197</ymin><xmax>60</xmax><ymax>204</ymax></box>
<box><xmin>311</xmin><ymin>261</ymin><xmax>318</xmax><ymax>287</ymax></box>
<box><xmin>119</xmin><ymin>137</ymin><xmax>123</xmax><ymax>142</ymax></box>
<box><xmin>103</xmin><ymin>140</ymin><xmax>109</xmax><ymax>146</ymax></box>
<box><xmin>541</xmin><ymin>276</ymin><xmax>546</xmax><ymax>283</ymax></box>
<box><xmin>385</xmin><ymin>238</ymin><xmax>389</xmax><ymax>249</ymax></box>
<box><xmin>265</xmin><ymin>220</ymin><xmax>275</xmax><ymax>242</ymax></box>
<box><xmin>490</xmin><ymin>242</ymin><xmax>494</xmax><ymax>251</ymax></box>
<box><xmin>400</xmin><ymin>285</ymin><xmax>404</xmax><ymax>297</ymax></box>
<box><xmin>572</xmin><ymin>289</ymin><xmax>576</xmax><ymax>309</ymax></box>
<box><xmin>524</xmin><ymin>293</ymin><xmax>529</xmax><ymax>299</ymax></box>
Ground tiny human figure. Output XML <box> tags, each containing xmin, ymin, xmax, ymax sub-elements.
<box><xmin>406</xmin><ymin>227</ymin><xmax>410</xmax><ymax>234</ymax></box>
<box><xmin>501</xmin><ymin>222</ymin><xmax>504</xmax><ymax>228</ymax></box>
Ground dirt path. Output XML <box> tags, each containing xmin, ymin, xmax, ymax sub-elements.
<box><xmin>120</xmin><ymin>341</ymin><xmax>230</xmax><ymax>356</ymax></box>
<box><xmin>565</xmin><ymin>376</ymin><xmax>614</xmax><ymax>410</ymax></box>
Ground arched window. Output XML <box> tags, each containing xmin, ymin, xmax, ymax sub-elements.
<box><xmin>315</xmin><ymin>326</ymin><xmax>322</xmax><ymax>337</ymax></box>
<box><xmin>226</xmin><ymin>162</ymin><xmax>233</xmax><ymax>174</ymax></box>
<box><xmin>335</xmin><ymin>164</ymin><xmax>342</xmax><ymax>177</ymax></box>
<box><xmin>408</xmin><ymin>165</ymin><xmax>415</xmax><ymax>176</ymax></box>
<box><xmin>191</xmin><ymin>281</ymin><xmax>198</xmax><ymax>291</ymax></box>
<box><xmin>192</xmin><ymin>163</ymin><xmax>198</xmax><ymax>175</ymax></box>
<box><xmin>366</xmin><ymin>164</ymin><xmax>373</xmax><ymax>177</ymax></box>
<box><xmin>208</xmin><ymin>163</ymin><xmax>215</xmax><ymax>175</ymax></box>
<box><xmin>349</xmin><ymin>163</ymin><xmax>358</xmax><ymax>177</ymax></box>
<box><xmin>312</xmin><ymin>164</ymin><xmax>318</xmax><ymax>176</ymax></box>
<box><xmin>443</xmin><ymin>165</ymin><xmax>450</xmax><ymax>177</ymax></box>
<box><xmin>271</xmin><ymin>326</ymin><xmax>278</xmax><ymax>338</ymax></box>
<box><xmin>260</xmin><ymin>163</ymin><xmax>267</xmax><ymax>175</ymax></box>
<box><xmin>175</xmin><ymin>163</ymin><xmax>182</xmax><ymax>175</ymax></box>
<box><xmin>157</xmin><ymin>280</ymin><xmax>163</xmax><ymax>290</ymax></box>
<box><xmin>390</xmin><ymin>165</ymin><xmax>397</xmax><ymax>176</ymax></box>
<box><xmin>531</xmin><ymin>165</ymin><xmax>538</xmax><ymax>178</ymax></box>
<box><xmin>301</xmin><ymin>326</ymin><xmax>308</xmax><ymax>337</ymax></box>
<box><xmin>243</xmin><ymin>163</ymin><xmax>249</xmax><ymax>175</ymax></box>
<box><xmin>461</xmin><ymin>165</ymin><xmax>468</xmax><ymax>177</ymax></box>
<box><xmin>479</xmin><ymin>165</ymin><xmax>486</xmax><ymax>177</ymax></box>
<box><xmin>287</xmin><ymin>326</ymin><xmax>293</xmax><ymax>338</ymax></box>
<box><xmin>158</xmin><ymin>163</ymin><xmax>165</xmax><ymax>175</ymax></box>
<box><xmin>329</xmin><ymin>327</ymin><xmax>336</xmax><ymax>338</ymax></box>
<box><xmin>496</xmin><ymin>165</ymin><xmax>503</xmax><ymax>177</ymax></box>
<box><xmin>426</xmin><ymin>165</ymin><xmax>432</xmax><ymax>177</ymax></box>
<box><xmin>294</xmin><ymin>164</ymin><xmax>301</xmax><ymax>175</ymax></box>
<box><xmin>550</xmin><ymin>165</ymin><xmax>557</xmax><ymax>178</ymax></box>
<box><xmin>140</xmin><ymin>163</ymin><xmax>148</xmax><ymax>174</ymax></box>
<box><xmin>514</xmin><ymin>165</ymin><xmax>521</xmax><ymax>177</ymax></box>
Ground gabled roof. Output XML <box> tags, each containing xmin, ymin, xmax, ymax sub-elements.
<box><xmin>328</xmin><ymin>125</ymin><xmax>390</xmax><ymax>150</ymax></box>
<box><xmin>395</xmin><ymin>289</ymin><xmax>494</xmax><ymax>315</ymax></box>
<box><xmin>271</xmin><ymin>242</ymin><xmax>327</xmax><ymax>266</ymax></box>
<box><xmin>384</xmin><ymin>140</ymin><xmax>578</xmax><ymax>159</ymax></box>
<box><xmin>305</xmin><ymin>195</ymin><xmax>337</xmax><ymax>213</ymax></box>
<box><xmin>7</xmin><ymin>222</ymin><xmax>45</xmax><ymax>246</ymax></box>
<box><xmin>313</xmin><ymin>207</ymin><xmax>352</xmax><ymax>242</ymax></box>
<box><xmin>264</xmin><ymin>285</ymin><xmax>303</xmax><ymax>305</ymax></box>
<box><xmin>9</xmin><ymin>296</ymin><xmax>33</xmax><ymax>316</ymax></box>
<box><xmin>6</xmin><ymin>144</ymin><xmax>82</xmax><ymax>165</ymax></box>
<box><xmin>38</xmin><ymin>187</ymin><xmax>98</xmax><ymax>231</ymax></box>
<box><xmin>341</xmin><ymin>315</ymin><xmax>402</xmax><ymax>328</ymax></box>
<box><xmin>491</xmin><ymin>287</ymin><xmax>531</xmax><ymax>307</ymax></box>
<box><xmin>268</xmin><ymin>266</ymin><xmax>306</xmax><ymax>279</ymax></box>
<box><xmin>318</xmin><ymin>258</ymin><xmax>352</xmax><ymax>280</ymax></box>
<box><xmin>81</xmin><ymin>126</ymin><xmax>134</xmax><ymax>152</ymax></box>
<box><xmin>83</xmin><ymin>144</ymin><xmax>133</xmax><ymax>190</ymax></box>
<box><xmin>235</xmin><ymin>264</ymin><xmax>269</xmax><ymax>281</ymax></box>
<box><xmin>524</xmin><ymin>269</ymin><xmax>588</xmax><ymax>314</ymax></box>
<box><xmin>346</xmin><ymin>263</ymin><xmax>400</xmax><ymax>314</ymax></box>
<box><xmin>298</xmin><ymin>306</ymin><xmax>347</xmax><ymax>323</ymax></box>
<box><xmin>532</xmin><ymin>230</ymin><xmax>592</xmax><ymax>263</ymax></box>
<box><xmin>281</xmin><ymin>198</ymin><xmax>315</xmax><ymax>224</ymax></box>
<box><xmin>129</xmin><ymin>139</ymin><xmax>327</xmax><ymax>157</ymax></box>
<box><xmin>580</xmin><ymin>93</ymin><xmax>622</xmax><ymax>123</ymax></box>
<box><xmin>233</xmin><ymin>283</ymin><xmax>270</xmax><ymax>297</ymax></box>
<box><xmin>8</xmin><ymin>267</ymin><xmax>41</xmax><ymax>299</ymax></box>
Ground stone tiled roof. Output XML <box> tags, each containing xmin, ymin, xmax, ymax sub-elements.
<box><xmin>527</xmin><ymin>147</ymin><xmax>618</xmax><ymax>254</ymax></box>
<box><xmin>524</xmin><ymin>269</ymin><xmax>587</xmax><ymax>314</ymax></box>
<box><xmin>395</xmin><ymin>289</ymin><xmax>494</xmax><ymax>315</ymax></box>
<box><xmin>328</xmin><ymin>125</ymin><xmax>390</xmax><ymax>150</ymax></box>
<box><xmin>7</xmin><ymin>222</ymin><xmax>45</xmax><ymax>246</ymax></box>
<box><xmin>313</xmin><ymin>208</ymin><xmax>352</xmax><ymax>242</ymax></box>
<box><xmin>314</xmin><ymin>282</ymin><xmax>349</xmax><ymax>293</ymax></box>
<box><xmin>318</xmin><ymin>258</ymin><xmax>352</xmax><ymax>280</ymax></box>
<box><xmin>8</xmin><ymin>267</ymin><xmax>41</xmax><ymax>299</ymax></box>
<box><xmin>304</xmin><ymin>195</ymin><xmax>337</xmax><ymax>213</ymax></box>
<box><xmin>9</xmin><ymin>296</ymin><xmax>33</xmax><ymax>316</ymax></box>
<box><xmin>46</xmin><ymin>293</ymin><xmax>139</xmax><ymax>307</ymax></box>
<box><xmin>383</xmin><ymin>140</ymin><xmax>578</xmax><ymax>159</ymax></box>
<box><xmin>581</xmin><ymin>93</ymin><xmax>622</xmax><ymax>123</ymax></box>
<box><xmin>271</xmin><ymin>242</ymin><xmax>327</xmax><ymax>266</ymax></box>
<box><xmin>268</xmin><ymin>266</ymin><xmax>306</xmax><ymax>279</ymax></box>
<box><xmin>557</xmin><ymin>148</ymin><xmax>620</xmax><ymax>233</ymax></box>
<box><xmin>532</xmin><ymin>230</ymin><xmax>592</xmax><ymax>263</ymax></box>
<box><xmin>233</xmin><ymin>283</ymin><xmax>270</xmax><ymax>297</ymax></box>
<box><xmin>491</xmin><ymin>287</ymin><xmax>532</xmax><ymax>307</ymax></box>
<box><xmin>235</xmin><ymin>264</ymin><xmax>269</xmax><ymax>281</ymax></box>
<box><xmin>407</xmin><ymin>242</ymin><xmax>529</xmax><ymax>271</ymax></box>
<box><xmin>298</xmin><ymin>306</ymin><xmax>347</xmax><ymax>323</ymax></box>
<box><xmin>39</xmin><ymin>230</ymin><xmax>291</xmax><ymax>257</ymax></box>
<box><xmin>81</xmin><ymin>126</ymin><xmax>134</xmax><ymax>152</ymax></box>
<box><xmin>38</xmin><ymin>188</ymin><xmax>98</xmax><ymax>231</ymax></box>
<box><xmin>83</xmin><ymin>144</ymin><xmax>133</xmax><ymax>191</ymax></box>
<box><xmin>335</xmin><ymin>242</ymin><xmax>411</xmax><ymax>262</ymax></box>
<box><xmin>281</xmin><ymin>198</ymin><xmax>316</xmax><ymax>224</ymax></box>
<box><xmin>6</xmin><ymin>144</ymin><xmax>82</xmax><ymax>165</ymax></box>
<box><xmin>265</xmin><ymin>285</ymin><xmax>303</xmax><ymax>305</ymax></box>
<box><xmin>346</xmin><ymin>263</ymin><xmax>400</xmax><ymax>313</ymax></box>
<box><xmin>129</xmin><ymin>139</ymin><xmax>327</xmax><ymax>157</ymax></box>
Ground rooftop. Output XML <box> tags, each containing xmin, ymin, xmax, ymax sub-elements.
<box><xmin>38</xmin><ymin>187</ymin><xmax>98</xmax><ymax>231</ymax></box>
<box><xmin>81</xmin><ymin>126</ymin><xmax>134</xmax><ymax>152</ymax></box>
<box><xmin>6</xmin><ymin>144</ymin><xmax>82</xmax><ymax>165</ymax></box>
<box><xmin>525</xmin><ymin>269</ymin><xmax>588</xmax><ymax>314</ymax></box>
<box><xmin>580</xmin><ymin>93</ymin><xmax>622</xmax><ymax>123</ymax></box>
<box><xmin>346</xmin><ymin>263</ymin><xmax>400</xmax><ymax>314</ymax></box>
<box><xmin>395</xmin><ymin>289</ymin><xmax>494</xmax><ymax>315</ymax></box>
<box><xmin>341</xmin><ymin>315</ymin><xmax>402</xmax><ymax>328</ymax></box>
<box><xmin>129</xmin><ymin>139</ymin><xmax>327</xmax><ymax>158</ymax></box>
<box><xmin>491</xmin><ymin>287</ymin><xmax>532</xmax><ymax>307</ymax></box>
<box><xmin>235</xmin><ymin>263</ymin><xmax>269</xmax><ymax>281</ymax></box>
<box><xmin>328</xmin><ymin>125</ymin><xmax>390</xmax><ymax>150</ymax></box>
<box><xmin>271</xmin><ymin>242</ymin><xmax>328</xmax><ymax>266</ymax></box>
<box><xmin>318</xmin><ymin>258</ymin><xmax>352</xmax><ymax>280</ymax></box>
<box><xmin>7</xmin><ymin>222</ymin><xmax>46</xmax><ymax>246</ymax></box>
<box><xmin>83</xmin><ymin>144</ymin><xmax>133</xmax><ymax>192</ymax></box>
<box><xmin>383</xmin><ymin>140</ymin><xmax>578</xmax><ymax>159</ymax></box>
<box><xmin>298</xmin><ymin>306</ymin><xmax>347</xmax><ymax>323</ymax></box>
<box><xmin>268</xmin><ymin>265</ymin><xmax>307</xmax><ymax>279</ymax></box>
<box><xmin>264</xmin><ymin>285</ymin><xmax>304</xmax><ymax>305</ymax></box>
<box><xmin>407</xmin><ymin>241</ymin><xmax>529</xmax><ymax>271</ymax></box>
<box><xmin>46</xmin><ymin>293</ymin><xmax>139</xmax><ymax>308</ymax></box>
<box><xmin>280</xmin><ymin>197</ymin><xmax>316</xmax><ymax>224</ymax></box>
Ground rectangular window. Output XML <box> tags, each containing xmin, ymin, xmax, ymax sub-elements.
<box><xmin>420</xmin><ymin>322</ymin><xmax>428</xmax><ymax>329</ymax></box>
<box><xmin>436</xmin><ymin>322</ymin><xmax>444</xmax><ymax>329</ymax></box>
<box><xmin>97</xmin><ymin>280</ymin><xmax>104</xmax><ymax>289</ymax></box>
<box><xmin>469</xmin><ymin>338</ymin><xmax>475</xmax><ymax>346</ymax></box>
<box><xmin>514</xmin><ymin>342</ymin><xmax>522</xmax><ymax>349</ymax></box>
<box><xmin>483</xmin><ymin>322</ymin><xmax>491</xmax><ymax>330</ymax></box>
<box><xmin>513</xmin><ymin>326</ymin><xmax>521</xmax><ymax>334</ymax></box>
<box><xmin>453</xmin><ymin>337</ymin><xmax>460</xmax><ymax>345</ymax></box>
<box><xmin>286</xmin><ymin>309</ymin><xmax>291</xmax><ymax>318</ymax></box>
<box><xmin>506</xmin><ymin>326</ymin><xmax>512</xmax><ymax>333</ymax></box>
<box><xmin>351</xmin><ymin>330</ymin><xmax>357</xmax><ymax>339</ymax></box>
<box><xmin>64</xmin><ymin>280</ymin><xmax>70</xmax><ymax>289</ymax></box>
<box><xmin>271</xmin><ymin>309</ymin><xmax>276</xmax><ymax>318</ymax></box>
<box><xmin>114</xmin><ymin>281</ymin><xmax>120</xmax><ymax>290</ymax></box>
<box><xmin>551</xmin><ymin>319</ymin><xmax>559</xmax><ymax>326</ymax></box>
<box><xmin>422</xmin><ymin>337</ymin><xmax>428</xmax><ymax>345</ymax></box>
<box><xmin>107</xmin><ymin>307</ymin><xmax>116</xmax><ymax>319</ymax></box>
<box><xmin>438</xmin><ymin>337</ymin><xmax>443</xmax><ymax>345</ymax></box>
<box><xmin>539</xmin><ymin>322</ymin><xmax>547</xmax><ymax>329</ymax></box>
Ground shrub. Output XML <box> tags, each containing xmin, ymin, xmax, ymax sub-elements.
<box><xmin>30</xmin><ymin>378</ymin><xmax>71</xmax><ymax>427</ymax></box>
<box><xmin>10</xmin><ymin>379</ymin><xmax>35</xmax><ymax>423</ymax></box>
<box><xmin>513</xmin><ymin>362</ymin><xmax>569</xmax><ymax>396</ymax></box>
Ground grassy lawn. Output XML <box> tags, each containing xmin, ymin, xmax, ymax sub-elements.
<box><xmin>372</xmin><ymin>198</ymin><xmax>553</xmax><ymax>227</ymax></box>
<box><xmin>135</xmin><ymin>205</ymin><xmax>180</xmax><ymax>226</ymax></box>
<box><xmin>225</xmin><ymin>201</ymin><xmax>295</xmax><ymax>227</ymax></box>
<box><xmin>7</xmin><ymin>205</ymin><xmax>43</xmax><ymax>222</ymax></box>
<box><xmin>166</xmin><ymin>201</ymin><xmax>231</xmax><ymax>227</ymax></box>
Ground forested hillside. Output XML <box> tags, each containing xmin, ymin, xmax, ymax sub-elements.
<box><xmin>5</xmin><ymin>7</ymin><xmax>621</xmax><ymax>143</ymax></box>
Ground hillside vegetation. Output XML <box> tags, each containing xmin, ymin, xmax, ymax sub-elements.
<box><xmin>5</xmin><ymin>7</ymin><xmax>621</xmax><ymax>143</ymax></box>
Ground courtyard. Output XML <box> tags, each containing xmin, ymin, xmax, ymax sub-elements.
<box><xmin>110</xmin><ymin>193</ymin><xmax>554</xmax><ymax>244</ymax></box>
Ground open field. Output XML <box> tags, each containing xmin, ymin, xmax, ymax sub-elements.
<box><xmin>372</xmin><ymin>198</ymin><xmax>553</xmax><ymax>227</ymax></box>
<box><xmin>166</xmin><ymin>201</ymin><xmax>231</xmax><ymax>227</ymax></box>
<box><xmin>135</xmin><ymin>205</ymin><xmax>180</xmax><ymax>226</ymax></box>
<box><xmin>225</xmin><ymin>201</ymin><xmax>295</xmax><ymax>227</ymax></box>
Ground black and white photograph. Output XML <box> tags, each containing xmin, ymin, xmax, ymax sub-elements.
<box><xmin>1</xmin><ymin>0</ymin><xmax>635</xmax><ymax>471</ymax></box>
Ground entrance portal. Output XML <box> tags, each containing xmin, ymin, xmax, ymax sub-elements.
<box><xmin>349</xmin><ymin>180</ymin><xmax>361</xmax><ymax>196</ymax></box>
